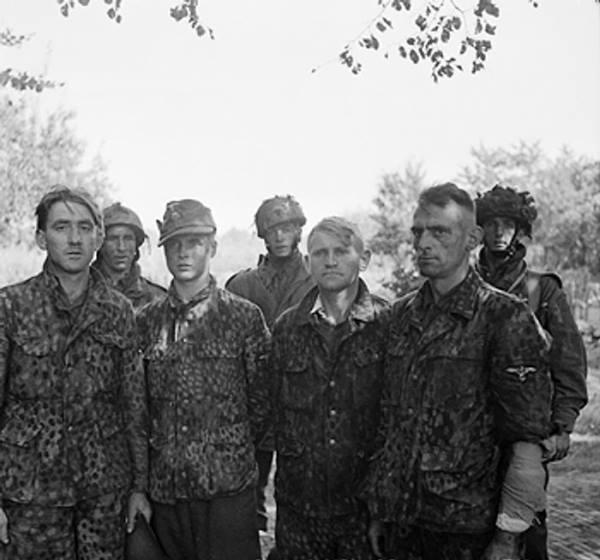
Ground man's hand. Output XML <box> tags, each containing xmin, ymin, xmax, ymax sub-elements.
<box><xmin>368</xmin><ymin>520</ymin><xmax>385</xmax><ymax>558</ymax></box>
<box><xmin>0</xmin><ymin>506</ymin><xmax>9</xmax><ymax>544</ymax></box>
<box><xmin>541</xmin><ymin>432</ymin><xmax>571</xmax><ymax>462</ymax></box>
<box><xmin>126</xmin><ymin>492</ymin><xmax>152</xmax><ymax>534</ymax></box>
<box><xmin>482</xmin><ymin>529</ymin><xmax>521</xmax><ymax>560</ymax></box>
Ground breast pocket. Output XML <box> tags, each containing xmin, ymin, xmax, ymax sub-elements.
<box><xmin>281</xmin><ymin>353</ymin><xmax>313</xmax><ymax>412</ymax></box>
<box><xmin>351</xmin><ymin>345</ymin><xmax>383</xmax><ymax>408</ymax></box>
<box><xmin>9</xmin><ymin>332</ymin><xmax>53</xmax><ymax>397</ymax></box>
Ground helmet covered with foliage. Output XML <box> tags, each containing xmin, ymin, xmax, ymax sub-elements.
<box><xmin>475</xmin><ymin>184</ymin><xmax>538</xmax><ymax>238</ymax></box>
<box><xmin>254</xmin><ymin>195</ymin><xmax>306</xmax><ymax>239</ymax></box>
<box><xmin>103</xmin><ymin>202</ymin><xmax>146</xmax><ymax>246</ymax></box>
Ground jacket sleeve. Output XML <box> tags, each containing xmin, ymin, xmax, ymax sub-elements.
<box><xmin>489</xmin><ymin>298</ymin><xmax>553</xmax><ymax>443</ymax></box>
<box><xmin>119</xmin><ymin>304</ymin><xmax>149</xmax><ymax>493</ymax></box>
<box><xmin>539</xmin><ymin>280</ymin><xmax>588</xmax><ymax>433</ymax></box>
<box><xmin>243</xmin><ymin>306</ymin><xmax>272</xmax><ymax>448</ymax></box>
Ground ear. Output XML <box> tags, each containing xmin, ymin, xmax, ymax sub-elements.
<box><xmin>94</xmin><ymin>227</ymin><xmax>105</xmax><ymax>252</ymax></box>
<box><xmin>210</xmin><ymin>239</ymin><xmax>218</xmax><ymax>258</ymax></box>
<box><xmin>359</xmin><ymin>248</ymin><xmax>372</xmax><ymax>272</ymax></box>
<box><xmin>466</xmin><ymin>225</ymin><xmax>483</xmax><ymax>252</ymax></box>
<box><xmin>35</xmin><ymin>229</ymin><xmax>47</xmax><ymax>252</ymax></box>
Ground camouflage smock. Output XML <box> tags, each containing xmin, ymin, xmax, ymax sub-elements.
<box><xmin>365</xmin><ymin>268</ymin><xmax>552</xmax><ymax>534</ymax></box>
<box><xmin>271</xmin><ymin>281</ymin><xmax>390</xmax><ymax>518</ymax></box>
<box><xmin>0</xmin><ymin>261</ymin><xmax>148</xmax><ymax>506</ymax></box>
<box><xmin>226</xmin><ymin>249</ymin><xmax>314</xmax><ymax>329</ymax></box>
<box><xmin>136</xmin><ymin>276</ymin><xmax>271</xmax><ymax>503</ymax></box>
<box><xmin>92</xmin><ymin>260</ymin><xmax>166</xmax><ymax>310</ymax></box>
<box><xmin>477</xmin><ymin>243</ymin><xmax>588</xmax><ymax>433</ymax></box>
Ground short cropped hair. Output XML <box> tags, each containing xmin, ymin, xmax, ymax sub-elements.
<box><xmin>307</xmin><ymin>216</ymin><xmax>365</xmax><ymax>254</ymax></box>
<box><xmin>35</xmin><ymin>185</ymin><xmax>103</xmax><ymax>232</ymax></box>
<box><xmin>418</xmin><ymin>182</ymin><xmax>475</xmax><ymax>215</ymax></box>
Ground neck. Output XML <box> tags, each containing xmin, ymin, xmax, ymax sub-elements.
<box><xmin>318</xmin><ymin>281</ymin><xmax>359</xmax><ymax>325</ymax></box>
<box><xmin>174</xmin><ymin>272</ymin><xmax>211</xmax><ymax>303</ymax></box>
<box><xmin>429</xmin><ymin>262</ymin><xmax>469</xmax><ymax>302</ymax></box>
<box><xmin>102</xmin><ymin>263</ymin><xmax>129</xmax><ymax>284</ymax></box>
<box><xmin>268</xmin><ymin>248</ymin><xmax>298</xmax><ymax>268</ymax></box>
<box><xmin>54</xmin><ymin>268</ymin><xmax>90</xmax><ymax>303</ymax></box>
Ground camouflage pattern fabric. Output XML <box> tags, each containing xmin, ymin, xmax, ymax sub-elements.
<box><xmin>271</xmin><ymin>281</ymin><xmax>390</xmax><ymax>520</ymax></box>
<box><xmin>365</xmin><ymin>267</ymin><xmax>552</xmax><ymax>535</ymax></box>
<box><xmin>0</xmin><ymin>261</ymin><xmax>148</xmax><ymax>507</ymax></box>
<box><xmin>384</xmin><ymin>525</ymin><xmax>494</xmax><ymax>560</ymax></box>
<box><xmin>92</xmin><ymin>260</ymin><xmax>166</xmax><ymax>311</ymax></box>
<box><xmin>275</xmin><ymin>504</ymin><xmax>374</xmax><ymax>560</ymax></box>
<box><xmin>0</xmin><ymin>491</ymin><xmax>127</xmax><ymax>560</ymax></box>
<box><xmin>226</xmin><ymin>250</ymin><xmax>314</xmax><ymax>329</ymax></box>
<box><xmin>476</xmin><ymin>243</ymin><xmax>588</xmax><ymax>433</ymax></box>
<box><xmin>136</xmin><ymin>276</ymin><xmax>271</xmax><ymax>503</ymax></box>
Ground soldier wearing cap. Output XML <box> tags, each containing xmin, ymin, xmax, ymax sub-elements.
<box><xmin>475</xmin><ymin>184</ymin><xmax>588</xmax><ymax>560</ymax></box>
<box><xmin>137</xmin><ymin>199</ymin><xmax>271</xmax><ymax>560</ymax></box>
<box><xmin>92</xmin><ymin>202</ymin><xmax>166</xmax><ymax>310</ymax></box>
<box><xmin>226</xmin><ymin>195</ymin><xmax>314</xmax><ymax>535</ymax></box>
<box><xmin>0</xmin><ymin>186</ymin><xmax>150</xmax><ymax>559</ymax></box>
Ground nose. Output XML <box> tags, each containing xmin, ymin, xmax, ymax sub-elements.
<box><xmin>415</xmin><ymin>230</ymin><xmax>432</xmax><ymax>252</ymax></box>
<box><xmin>116</xmin><ymin>238</ymin><xmax>127</xmax><ymax>251</ymax></box>
<box><xmin>68</xmin><ymin>226</ymin><xmax>82</xmax><ymax>244</ymax></box>
<box><xmin>324</xmin><ymin>251</ymin><xmax>337</xmax><ymax>267</ymax></box>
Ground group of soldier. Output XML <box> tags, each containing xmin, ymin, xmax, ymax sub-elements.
<box><xmin>0</xmin><ymin>181</ymin><xmax>587</xmax><ymax>560</ymax></box>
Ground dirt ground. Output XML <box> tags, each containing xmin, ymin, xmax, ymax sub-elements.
<box><xmin>260</xmin><ymin>440</ymin><xmax>600</xmax><ymax>559</ymax></box>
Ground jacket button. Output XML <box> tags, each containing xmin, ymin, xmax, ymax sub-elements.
<box><xmin>329</xmin><ymin>438</ymin><xmax>336</xmax><ymax>445</ymax></box>
<box><xmin>330</xmin><ymin>409</ymin><xmax>337</xmax><ymax>416</ymax></box>
<box><xmin>329</xmin><ymin>380</ymin><xmax>336</xmax><ymax>388</ymax></box>
<box><xmin>181</xmin><ymin>425</ymin><xmax>189</xmax><ymax>433</ymax></box>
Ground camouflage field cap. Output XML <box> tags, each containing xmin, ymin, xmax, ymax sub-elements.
<box><xmin>476</xmin><ymin>184</ymin><xmax>538</xmax><ymax>238</ymax></box>
<box><xmin>254</xmin><ymin>195</ymin><xmax>306</xmax><ymax>239</ymax></box>
<box><xmin>37</xmin><ymin>185</ymin><xmax>103</xmax><ymax>229</ymax></box>
<box><xmin>157</xmin><ymin>199</ymin><xmax>216</xmax><ymax>246</ymax></box>
<box><xmin>103</xmin><ymin>202</ymin><xmax>146</xmax><ymax>246</ymax></box>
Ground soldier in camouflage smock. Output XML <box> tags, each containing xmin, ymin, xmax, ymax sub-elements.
<box><xmin>137</xmin><ymin>199</ymin><xmax>270</xmax><ymax>560</ymax></box>
<box><xmin>366</xmin><ymin>184</ymin><xmax>552</xmax><ymax>560</ymax></box>
<box><xmin>0</xmin><ymin>187</ymin><xmax>150</xmax><ymax>560</ymax></box>
<box><xmin>92</xmin><ymin>202</ymin><xmax>166</xmax><ymax>310</ymax></box>
<box><xmin>226</xmin><ymin>195</ymin><xmax>314</xmax><ymax>535</ymax></box>
<box><xmin>475</xmin><ymin>185</ymin><xmax>588</xmax><ymax>560</ymax></box>
<box><xmin>271</xmin><ymin>217</ymin><xmax>389</xmax><ymax>560</ymax></box>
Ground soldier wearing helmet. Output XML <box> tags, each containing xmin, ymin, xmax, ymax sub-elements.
<box><xmin>92</xmin><ymin>202</ymin><xmax>166</xmax><ymax>309</ymax></box>
<box><xmin>476</xmin><ymin>184</ymin><xmax>587</xmax><ymax>560</ymax></box>
<box><xmin>226</xmin><ymin>195</ymin><xmax>314</xmax><ymax>538</ymax></box>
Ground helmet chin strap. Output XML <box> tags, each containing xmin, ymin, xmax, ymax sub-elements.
<box><xmin>487</xmin><ymin>227</ymin><xmax>520</xmax><ymax>260</ymax></box>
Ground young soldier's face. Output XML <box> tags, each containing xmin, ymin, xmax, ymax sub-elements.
<box><xmin>99</xmin><ymin>225</ymin><xmax>137</xmax><ymax>273</ymax></box>
<box><xmin>164</xmin><ymin>234</ymin><xmax>216</xmax><ymax>283</ymax></box>
<box><xmin>482</xmin><ymin>216</ymin><xmax>517</xmax><ymax>252</ymax></box>
<box><xmin>36</xmin><ymin>201</ymin><xmax>102</xmax><ymax>274</ymax></box>
<box><xmin>411</xmin><ymin>202</ymin><xmax>473</xmax><ymax>280</ymax></box>
<box><xmin>264</xmin><ymin>222</ymin><xmax>300</xmax><ymax>258</ymax></box>
<box><xmin>308</xmin><ymin>231</ymin><xmax>367</xmax><ymax>293</ymax></box>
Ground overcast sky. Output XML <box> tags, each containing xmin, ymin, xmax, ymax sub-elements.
<box><xmin>2</xmin><ymin>0</ymin><xmax>600</xmax><ymax>234</ymax></box>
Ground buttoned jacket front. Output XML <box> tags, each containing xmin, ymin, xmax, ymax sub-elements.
<box><xmin>137</xmin><ymin>278</ymin><xmax>271</xmax><ymax>503</ymax></box>
<box><xmin>366</xmin><ymin>268</ymin><xmax>552</xmax><ymax>533</ymax></box>
<box><xmin>0</xmin><ymin>263</ymin><xmax>148</xmax><ymax>506</ymax></box>
<box><xmin>271</xmin><ymin>281</ymin><xmax>390</xmax><ymax>518</ymax></box>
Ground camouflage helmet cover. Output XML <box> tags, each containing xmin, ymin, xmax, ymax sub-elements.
<box><xmin>254</xmin><ymin>195</ymin><xmax>306</xmax><ymax>238</ymax></box>
<box><xmin>103</xmin><ymin>202</ymin><xmax>146</xmax><ymax>246</ymax></box>
<box><xmin>475</xmin><ymin>184</ymin><xmax>538</xmax><ymax>238</ymax></box>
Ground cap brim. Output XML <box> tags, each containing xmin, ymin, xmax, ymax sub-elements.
<box><xmin>158</xmin><ymin>225</ymin><xmax>216</xmax><ymax>246</ymax></box>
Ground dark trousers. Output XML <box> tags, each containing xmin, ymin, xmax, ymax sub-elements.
<box><xmin>522</xmin><ymin>461</ymin><xmax>549</xmax><ymax>560</ymax></box>
<box><xmin>0</xmin><ymin>491</ymin><xmax>126</xmax><ymax>560</ymax></box>
<box><xmin>386</xmin><ymin>526</ymin><xmax>494</xmax><ymax>560</ymax></box>
<box><xmin>523</xmin><ymin>510</ymin><xmax>548</xmax><ymax>560</ymax></box>
<box><xmin>256</xmin><ymin>449</ymin><xmax>274</xmax><ymax>532</ymax></box>
<box><xmin>275</xmin><ymin>504</ymin><xmax>374</xmax><ymax>560</ymax></box>
<box><xmin>151</xmin><ymin>488</ymin><xmax>261</xmax><ymax>560</ymax></box>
